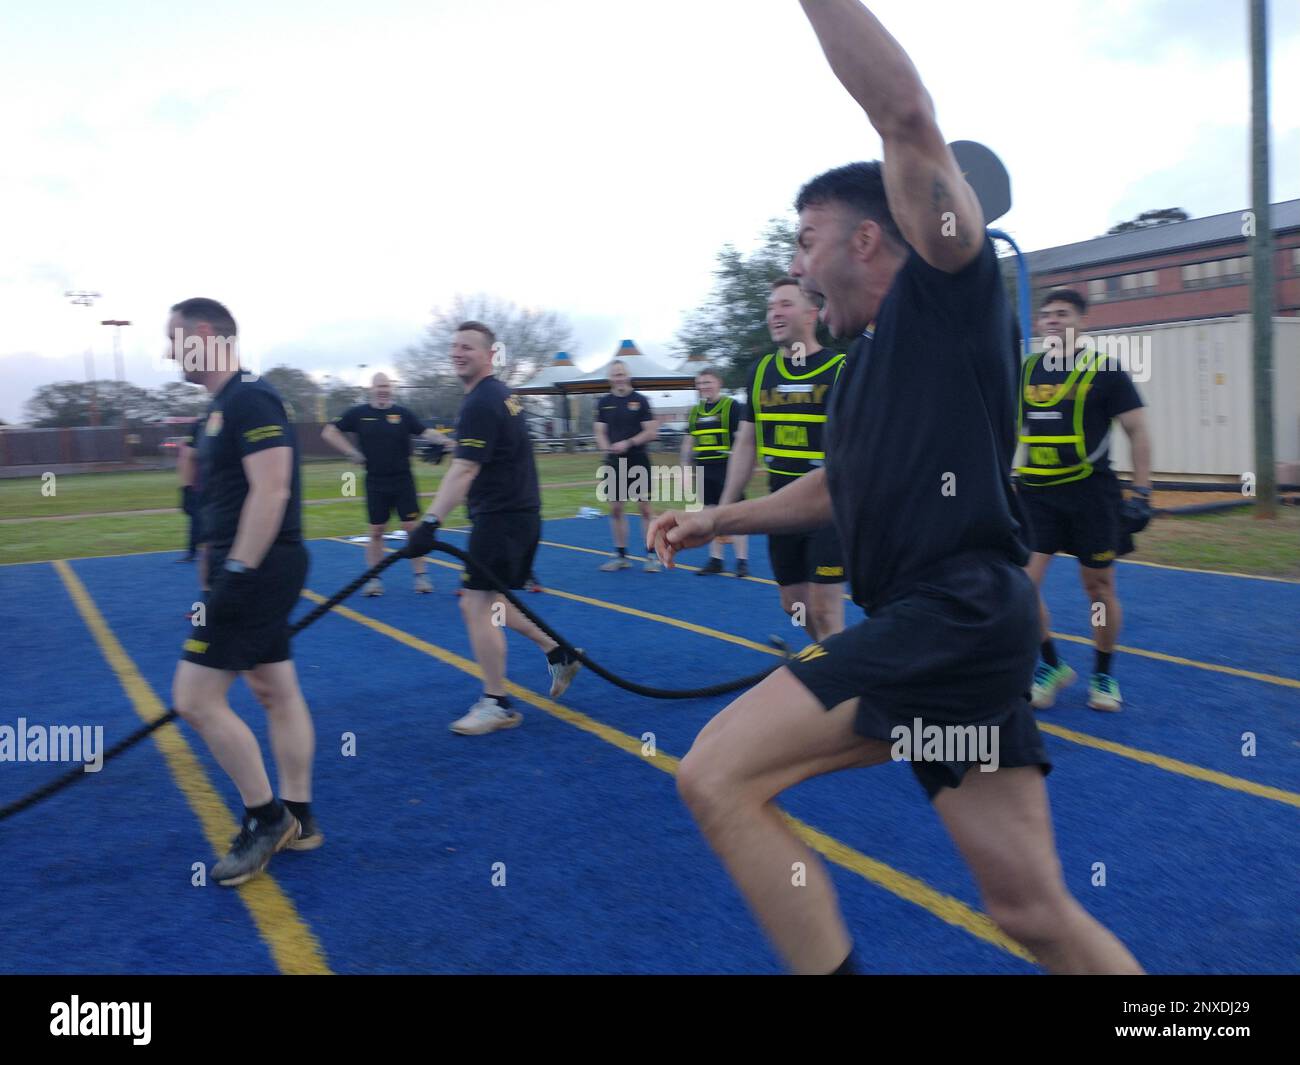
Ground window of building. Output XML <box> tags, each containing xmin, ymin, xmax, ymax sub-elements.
<box><xmin>1087</xmin><ymin>269</ymin><xmax>1159</xmax><ymax>302</ymax></box>
<box><xmin>1182</xmin><ymin>256</ymin><xmax>1252</xmax><ymax>288</ymax></box>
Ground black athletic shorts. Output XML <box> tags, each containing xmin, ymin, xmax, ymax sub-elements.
<box><xmin>769</xmin><ymin>524</ymin><xmax>843</xmax><ymax>586</ymax></box>
<box><xmin>463</xmin><ymin>510</ymin><xmax>541</xmax><ymax>591</ymax></box>
<box><xmin>1018</xmin><ymin>475</ymin><xmax>1131</xmax><ymax>568</ymax></box>
<box><xmin>181</xmin><ymin>542</ymin><xmax>309</xmax><ymax>672</ymax></box>
<box><xmin>700</xmin><ymin>461</ymin><xmax>741</xmax><ymax>507</ymax></box>
<box><xmin>599</xmin><ymin>451</ymin><xmax>652</xmax><ymax>503</ymax></box>
<box><xmin>366</xmin><ymin>472</ymin><xmax>420</xmax><ymax>526</ymax></box>
<box><xmin>786</xmin><ymin>550</ymin><xmax>1051</xmax><ymax>799</ymax></box>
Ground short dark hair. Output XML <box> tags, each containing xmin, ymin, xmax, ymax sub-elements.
<box><xmin>769</xmin><ymin>276</ymin><xmax>814</xmax><ymax>304</ymax></box>
<box><xmin>456</xmin><ymin>320</ymin><xmax>496</xmax><ymax>347</ymax></box>
<box><xmin>1040</xmin><ymin>288</ymin><xmax>1087</xmax><ymax>314</ymax></box>
<box><xmin>695</xmin><ymin>366</ymin><xmax>723</xmax><ymax>381</ymax></box>
<box><xmin>794</xmin><ymin>161</ymin><xmax>906</xmax><ymax>248</ymax></box>
<box><xmin>170</xmin><ymin>297</ymin><xmax>237</xmax><ymax>337</ymax></box>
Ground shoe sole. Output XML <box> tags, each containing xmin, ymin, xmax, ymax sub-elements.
<box><xmin>1087</xmin><ymin>697</ymin><xmax>1123</xmax><ymax>712</ymax></box>
<box><xmin>215</xmin><ymin>816</ymin><xmax>301</xmax><ymax>887</ymax></box>
<box><xmin>450</xmin><ymin>713</ymin><xmax>524</xmax><ymax>735</ymax></box>
<box><xmin>287</xmin><ymin>831</ymin><xmax>325</xmax><ymax>852</ymax></box>
<box><xmin>549</xmin><ymin>653</ymin><xmax>583</xmax><ymax>697</ymax></box>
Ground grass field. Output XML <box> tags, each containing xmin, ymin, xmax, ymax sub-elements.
<box><xmin>1</xmin><ymin>457</ymin><xmax>1297</xmax><ymax>577</ymax></box>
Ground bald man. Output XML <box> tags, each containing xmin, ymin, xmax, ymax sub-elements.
<box><xmin>323</xmin><ymin>374</ymin><xmax>450</xmax><ymax>595</ymax></box>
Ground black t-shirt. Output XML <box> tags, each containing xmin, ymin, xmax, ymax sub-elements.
<box><xmin>1020</xmin><ymin>355</ymin><xmax>1143</xmax><ymax>482</ymax></box>
<box><xmin>454</xmin><ymin>376</ymin><xmax>540</xmax><ymax>517</ymax></box>
<box><xmin>688</xmin><ymin>396</ymin><xmax>741</xmax><ymax>462</ymax></box>
<box><xmin>186</xmin><ymin>414</ymin><xmax>207</xmax><ymax>493</ymax></box>
<box><xmin>597</xmin><ymin>391</ymin><xmax>654</xmax><ymax>455</ymax></box>
<box><xmin>196</xmin><ymin>374</ymin><xmax>303</xmax><ymax>553</ymax></box>
<box><xmin>825</xmin><ymin>237</ymin><xmax>1029</xmax><ymax>612</ymax></box>
<box><xmin>335</xmin><ymin>403</ymin><xmax>426</xmax><ymax>478</ymax></box>
<box><xmin>741</xmin><ymin>347</ymin><xmax>843</xmax><ymax>491</ymax></box>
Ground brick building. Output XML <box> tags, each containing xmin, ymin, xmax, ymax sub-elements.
<box><xmin>1023</xmin><ymin>199</ymin><xmax>1300</xmax><ymax>328</ymax></box>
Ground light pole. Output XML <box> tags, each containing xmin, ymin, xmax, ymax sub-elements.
<box><xmin>66</xmin><ymin>290</ymin><xmax>102</xmax><ymax>426</ymax></box>
<box><xmin>101</xmin><ymin>320</ymin><xmax>131</xmax><ymax>385</ymax></box>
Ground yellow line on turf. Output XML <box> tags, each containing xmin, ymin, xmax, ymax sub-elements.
<box><xmin>325</xmin><ymin>535</ymin><xmax>1300</xmax><ymax>807</ymax></box>
<box><xmin>52</xmin><ymin>560</ymin><xmax>333</xmax><ymax>976</ymax></box>
<box><xmin>300</xmin><ymin>588</ymin><xmax>1032</xmax><ymax>962</ymax></box>
<box><xmin>1035</xmin><ymin>720</ymin><xmax>1300</xmax><ymax>808</ymax></box>
<box><xmin>519</xmin><ymin>535</ymin><xmax>1300</xmax><ymax>690</ymax></box>
<box><xmin>1114</xmin><ymin>556</ymin><xmax>1300</xmax><ymax>585</ymax></box>
<box><xmin>1049</xmin><ymin>631</ymin><xmax>1300</xmax><ymax>690</ymax></box>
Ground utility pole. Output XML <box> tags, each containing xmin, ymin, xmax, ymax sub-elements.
<box><xmin>1250</xmin><ymin>0</ymin><xmax>1276</xmax><ymax>518</ymax></box>
<box><xmin>65</xmin><ymin>290</ymin><xmax>102</xmax><ymax>426</ymax></box>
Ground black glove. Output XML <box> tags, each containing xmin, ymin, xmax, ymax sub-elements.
<box><xmin>1121</xmin><ymin>487</ymin><xmax>1153</xmax><ymax>534</ymax></box>
<box><xmin>405</xmin><ymin>515</ymin><xmax>441</xmax><ymax>558</ymax></box>
<box><xmin>207</xmin><ymin>562</ymin><xmax>259</xmax><ymax>626</ymax></box>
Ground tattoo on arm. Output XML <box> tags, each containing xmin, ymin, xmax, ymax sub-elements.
<box><xmin>931</xmin><ymin>174</ymin><xmax>972</xmax><ymax>249</ymax></box>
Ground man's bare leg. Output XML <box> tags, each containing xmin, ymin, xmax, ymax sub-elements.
<box><xmin>1025</xmin><ymin>552</ymin><xmax>1053</xmax><ymax>640</ymax></box>
<box><xmin>808</xmin><ymin>581</ymin><xmax>846</xmax><ymax>641</ymax></box>
<box><xmin>677</xmin><ymin>667</ymin><xmax>889</xmax><ymax>973</ymax></box>
<box><xmin>366</xmin><ymin>522</ymin><xmax>387</xmax><ymax>570</ymax></box>
<box><xmin>244</xmin><ymin>660</ymin><xmax>315</xmax><ymax>804</ymax></box>
<box><xmin>172</xmin><ymin>660</ymin><xmax>273</xmax><ymax>807</ymax></box>
<box><xmin>608</xmin><ymin>501</ymin><xmax>627</xmax><ymax>552</ymax></box>
<box><xmin>1080</xmin><ymin>564</ymin><xmax>1121</xmax><ymax>654</ymax></box>
<box><xmin>399</xmin><ymin>518</ymin><xmax>428</xmax><ymax>578</ymax></box>
<box><xmin>933</xmin><ymin>766</ymin><xmax>1143</xmax><ymax>973</ymax></box>
<box><xmin>778</xmin><ymin>582</ymin><xmax>817</xmax><ymax>640</ymax></box>
<box><xmin>461</xmin><ymin>588</ymin><xmax>507</xmax><ymax>694</ymax></box>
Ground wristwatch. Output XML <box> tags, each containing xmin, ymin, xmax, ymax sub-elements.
<box><xmin>223</xmin><ymin>559</ymin><xmax>253</xmax><ymax>575</ymax></box>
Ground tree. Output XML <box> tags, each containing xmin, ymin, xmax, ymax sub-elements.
<box><xmin>259</xmin><ymin>366</ymin><xmax>322</xmax><ymax>422</ymax></box>
<box><xmin>397</xmin><ymin>294</ymin><xmax>575</xmax><ymax>390</ymax></box>
<box><xmin>154</xmin><ymin>381</ymin><xmax>210</xmax><ymax>419</ymax></box>
<box><xmin>323</xmin><ymin>382</ymin><xmax>367</xmax><ymax>421</ymax></box>
<box><xmin>23</xmin><ymin>380</ymin><xmax>153</xmax><ymax>427</ymax></box>
<box><xmin>675</xmin><ymin>216</ymin><xmax>831</xmax><ymax>389</ymax></box>
<box><xmin>1106</xmin><ymin>207</ymin><xmax>1190</xmax><ymax>235</ymax></box>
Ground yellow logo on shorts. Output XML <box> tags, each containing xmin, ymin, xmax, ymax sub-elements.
<box><xmin>814</xmin><ymin>565</ymin><xmax>843</xmax><ymax>577</ymax></box>
<box><xmin>183</xmin><ymin>639</ymin><xmax>209</xmax><ymax>654</ymax></box>
<box><xmin>1091</xmin><ymin>550</ymin><xmax>1116</xmax><ymax>562</ymax></box>
<box><xmin>793</xmin><ymin>643</ymin><xmax>827</xmax><ymax>662</ymax></box>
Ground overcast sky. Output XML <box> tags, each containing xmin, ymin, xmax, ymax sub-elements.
<box><xmin>1</xmin><ymin>0</ymin><xmax>1297</xmax><ymax>422</ymax></box>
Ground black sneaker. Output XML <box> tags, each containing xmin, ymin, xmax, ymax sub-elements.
<box><xmin>287</xmin><ymin>810</ymin><xmax>325</xmax><ymax>852</ymax></box>
<box><xmin>211</xmin><ymin>806</ymin><xmax>299</xmax><ymax>887</ymax></box>
<box><xmin>695</xmin><ymin>558</ymin><xmax>724</xmax><ymax>576</ymax></box>
<box><xmin>734</xmin><ymin>560</ymin><xmax>750</xmax><ymax>578</ymax></box>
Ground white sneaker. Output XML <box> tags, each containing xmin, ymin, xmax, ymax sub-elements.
<box><xmin>599</xmin><ymin>557</ymin><xmax>633</xmax><ymax>571</ymax></box>
<box><xmin>363</xmin><ymin>578</ymin><xmax>384</xmax><ymax>597</ymax></box>
<box><xmin>450</xmin><ymin>698</ymin><xmax>523</xmax><ymax>735</ymax></box>
<box><xmin>642</xmin><ymin>556</ymin><xmax>662</xmax><ymax>573</ymax></box>
<box><xmin>548</xmin><ymin>650</ymin><xmax>583</xmax><ymax>697</ymax></box>
<box><xmin>414</xmin><ymin>574</ymin><xmax>434</xmax><ymax>594</ymax></box>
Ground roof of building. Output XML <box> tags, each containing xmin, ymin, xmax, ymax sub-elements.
<box><xmin>1025</xmin><ymin>199</ymin><xmax>1300</xmax><ymax>275</ymax></box>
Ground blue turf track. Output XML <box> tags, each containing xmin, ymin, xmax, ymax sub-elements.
<box><xmin>1</xmin><ymin>518</ymin><xmax>1297</xmax><ymax>974</ymax></box>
